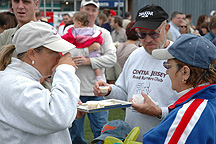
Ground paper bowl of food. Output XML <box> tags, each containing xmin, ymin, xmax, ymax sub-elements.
<box><xmin>132</xmin><ymin>94</ymin><xmax>144</xmax><ymax>104</ymax></box>
<box><xmin>99</xmin><ymin>86</ymin><xmax>109</xmax><ymax>93</ymax></box>
<box><xmin>86</xmin><ymin>101</ymin><xmax>99</xmax><ymax>109</ymax></box>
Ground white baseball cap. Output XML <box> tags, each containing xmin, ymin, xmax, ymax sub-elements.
<box><xmin>12</xmin><ymin>21</ymin><xmax>76</xmax><ymax>54</ymax></box>
<box><xmin>81</xmin><ymin>0</ymin><xmax>100</xmax><ymax>8</ymax></box>
<box><xmin>210</xmin><ymin>10</ymin><xmax>216</xmax><ymax>16</ymax></box>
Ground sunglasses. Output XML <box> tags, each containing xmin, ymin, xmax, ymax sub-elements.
<box><xmin>136</xmin><ymin>28</ymin><xmax>162</xmax><ymax>39</ymax></box>
<box><xmin>163</xmin><ymin>62</ymin><xmax>172</xmax><ymax>69</ymax></box>
<box><xmin>180</xmin><ymin>26</ymin><xmax>187</xmax><ymax>28</ymax></box>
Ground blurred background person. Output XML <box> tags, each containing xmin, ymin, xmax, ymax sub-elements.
<box><xmin>63</xmin><ymin>17</ymin><xmax>74</xmax><ymax>32</ymax></box>
<box><xmin>0</xmin><ymin>11</ymin><xmax>17</xmax><ymax>34</ymax></box>
<box><xmin>210</xmin><ymin>10</ymin><xmax>216</xmax><ymax>19</ymax></box>
<box><xmin>8</xmin><ymin>1</ymin><xmax>13</xmax><ymax>12</ymax></box>
<box><xmin>185</xmin><ymin>18</ymin><xmax>200</xmax><ymax>35</ymax></box>
<box><xmin>186</xmin><ymin>14</ymin><xmax>195</xmax><ymax>29</ymax></box>
<box><xmin>195</xmin><ymin>14</ymin><xmax>209</xmax><ymax>36</ymax></box>
<box><xmin>106</xmin><ymin>15</ymin><xmax>127</xmax><ymax>84</ymax></box>
<box><xmin>179</xmin><ymin>19</ymin><xmax>189</xmax><ymax>34</ymax></box>
<box><xmin>200</xmin><ymin>21</ymin><xmax>210</xmax><ymax>35</ymax></box>
<box><xmin>203</xmin><ymin>16</ymin><xmax>216</xmax><ymax>41</ymax></box>
<box><xmin>213</xmin><ymin>37</ymin><xmax>216</xmax><ymax>46</ymax></box>
<box><xmin>35</xmin><ymin>9</ymin><xmax>49</xmax><ymax>24</ymax></box>
<box><xmin>117</xmin><ymin>21</ymin><xmax>139</xmax><ymax>68</ymax></box>
<box><xmin>57</xmin><ymin>13</ymin><xmax>70</xmax><ymax>36</ymax></box>
<box><xmin>35</xmin><ymin>9</ymin><xmax>42</xmax><ymax>21</ymax></box>
<box><xmin>110</xmin><ymin>16</ymin><xmax>127</xmax><ymax>43</ymax></box>
<box><xmin>169</xmin><ymin>11</ymin><xmax>184</xmax><ymax>41</ymax></box>
<box><xmin>97</xmin><ymin>12</ymin><xmax>112</xmax><ymax>33</ymax></box>
<box><xmin>123</xmin><ymin>11</ymin><xmax>132</xmax><ymax>29</ymax></box>
<box><xmin>102</xmin><ymin>8</ymin><xmax>112</xmax><ymax>23</ymax></box>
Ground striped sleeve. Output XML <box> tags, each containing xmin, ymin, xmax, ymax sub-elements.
<box><xmin>165</xmin><ymin>99</ymin><xmax>207</xmax><ymax>144</ymax></box>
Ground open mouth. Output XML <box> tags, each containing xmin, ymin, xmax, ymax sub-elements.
<box><xmin>17</xmin><ymin>11</ymin><xmax>26</xmax><ymax>16</ymax></box>
<box><xmin>146</xmin><ymin>43</ymin><xmax>155</xmax><ymax>47</ymax></box>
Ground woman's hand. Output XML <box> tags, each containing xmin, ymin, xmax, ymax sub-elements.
<box><xmin>76</xmin><ymin>99</ymin><xmax>85</xmax><ymax>119</ymax></box>
<box><xmin>40</xmin><ymin>76</ymin><xmax>50</xmax><ymax>85</ymax></box>
<box><xmin>52</xmin><ymin>52</ymin><xmax>78</xmax><ymax>71</ymax></box>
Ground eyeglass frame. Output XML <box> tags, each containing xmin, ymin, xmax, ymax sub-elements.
<box><xmin>163</xmin><ymin>61</ymin><xmax>183</xmax><ymax>70</ymax></box>
<box><xmin>163</xmin><ymin>62</ymin><xmax>172</xmax><ymax>69</ymax></box>
<box><xmin>136</xmin><ymin>23</ymin><xmax>165</xmax><ymax>39</ymax></box>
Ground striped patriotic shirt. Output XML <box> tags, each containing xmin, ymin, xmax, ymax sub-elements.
<box><xmin>143</xmin><ymin>84</ymin><xmax>216</xmax><ymax>144</ymax></box>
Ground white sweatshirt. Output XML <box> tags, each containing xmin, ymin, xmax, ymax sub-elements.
<box><xmin>0</xmin><ymin>58</ymin><xmax>80</xmax><ymax>144</ymax></box>
<box><xmin>106</xmin><ymin>42</ymin><xmax>178</xmax><ymax>142</ymax></box>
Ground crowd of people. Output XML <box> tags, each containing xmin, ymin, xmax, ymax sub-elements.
<box><xmin>1</xmin><ymin>0</ymin><xmax>216</xmax><ymax>144</ymax></box>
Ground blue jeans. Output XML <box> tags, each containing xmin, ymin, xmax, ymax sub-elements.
<box><xmin>69</xmin><ymin>96</ymin><xmax>109</xmax><ymax>144</ymax></box>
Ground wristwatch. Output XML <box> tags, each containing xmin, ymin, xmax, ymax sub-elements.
<box><xmin>157</xmin><ymin>114</ymin><xmax>162</xmax><ymax>119</ymax></box>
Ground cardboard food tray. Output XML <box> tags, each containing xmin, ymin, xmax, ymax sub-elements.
<box><xmin>77</xmin><ymin>99</ymin><xmax>132</xmax><ymax>113</ymax></box>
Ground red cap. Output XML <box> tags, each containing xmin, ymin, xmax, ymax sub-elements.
<box><xmin>110</xmin><ymin>10</ymin><xmax>116</xmax><ymax>16</ymax></box>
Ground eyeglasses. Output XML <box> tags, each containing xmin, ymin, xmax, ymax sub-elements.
<box><xmin>180</xmin><ymin>26</ymin><xmax>187</xmax><ymax>28</ymax></box>
<box><xmin>163</xmin><ymin>62</ymin><xmax>172</xmax><ymax>69</ymax></box>
<box><xmin>136</xmin><ymin>28</ymin><xmax>163</xmax><ymax>39</ymax></box>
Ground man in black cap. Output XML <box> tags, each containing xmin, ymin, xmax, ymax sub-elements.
<box><xmin>93</xmin><ymin>4</ymin><xmax>178</xmax><ymax>142</ymax></box>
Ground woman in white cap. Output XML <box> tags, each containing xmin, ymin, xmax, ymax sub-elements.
<box><xmin>142</xmin><ymin>34</ymin><xmax>216</xmax><ymax>143</ymax></box>
<box><xmin>0</xmin><ymin>21</ymin><xmax>83</xmax><ymax>144</ymax></box>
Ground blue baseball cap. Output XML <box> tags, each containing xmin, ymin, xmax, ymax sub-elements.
<box><xmin>91</xmin><ymin>119</ymin><xmax>132</xmax><ymax>143</ymax></box>
<box><xmin>152</xmin><ymin>34</ymin><xmax>216</xmax><ymax>69</ymax></box>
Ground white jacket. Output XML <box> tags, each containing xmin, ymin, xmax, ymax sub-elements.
<box><xmin>0</xmin><ymin>58</ymin><xmax>80</xmax><ymax>144</ymax></box>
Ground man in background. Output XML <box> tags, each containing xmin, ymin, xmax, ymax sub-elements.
<box><xmin>57</xmin><ymin>13</ymin><xmax>70</xmax><ymax>36</ymax></box>
<box><xmin>67</xmin><ymin>0</ymin><xmax>116</xmax><ymax>144</ymax></box>
<box><xmin>106</xmin><ymin>15</ymin><xmax>127</xmax><ymax>84</ymax></box>
<box><xmin>0</xmin><ymin>0</ymin><xmax>38</xmax><ymax>51</ymax></box>
<box><xmin>169</xmin><ymin>11</ymin><xmax>184</xmax><ymax>41</ymax></box>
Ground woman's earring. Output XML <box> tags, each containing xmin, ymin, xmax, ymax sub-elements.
<box><xmin>182</xmin><ymin>78</ymin><xmax>187</xmax><ymax>83</ymax></box>
<box><xmin>32</xmin><ymin>60</ymin><xmax>35</xmax><ymax>65</ymax></box>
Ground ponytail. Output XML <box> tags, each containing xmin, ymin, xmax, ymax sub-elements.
<box><xmin>0</xmin><ymin>45</ymin><xmax>15</xmax><ymax>71</ymax></box>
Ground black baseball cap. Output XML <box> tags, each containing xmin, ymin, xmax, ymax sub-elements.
<box><xmin>131</xmin><ymin>4</ymin><xmax>168</xmax><ymax>30</ymax></box>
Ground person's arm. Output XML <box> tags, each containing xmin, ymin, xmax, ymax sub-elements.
<box><xmin>90</xmin><ymin>28</ymin><xmax>116</xmax><ymax>69</ymax></box>
<box><xmin>104</xmin><ymin>66</ymin><xmax>128</xmax><ymax>101</ymax></box>
<box><xmin>14</xmin><ymin>65</ymin><xmax>80</xmax><ymax>135</ymax></box>
<box><xmin>3</xmin><ymin>55</ymin><xmax>80</xmax><ymax>135</ymax></box>
<box><xmin>88</xmin><ymin>42</ymin><xmax>100</xmax><ymax>53</ymax></box>
<box><xmin>93</xmin><ymin>64</ymin><xmax>128</xmax><ymax>102</ymax></box>
<box><xmin>0</xmin><ymin>29</ymin><xmax>13</xmax><ymax>51</ymax></box>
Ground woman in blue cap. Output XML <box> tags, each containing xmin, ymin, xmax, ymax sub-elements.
<box><xmin>142</xmin><ymin>34</ymin><xmax>216</xmax><ymax>143</ymax></box>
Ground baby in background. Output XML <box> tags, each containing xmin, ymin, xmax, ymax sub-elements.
<box><xmin>62</xmin><ymin>11</ymin><xmax>104</xmax><ymax>81</ymax></box>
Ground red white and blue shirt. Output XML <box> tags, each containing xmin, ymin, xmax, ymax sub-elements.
<box><xmin>143</xmin><ymin>84</ymin><xmax>216</xmax><ymax>144</ymax></box>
